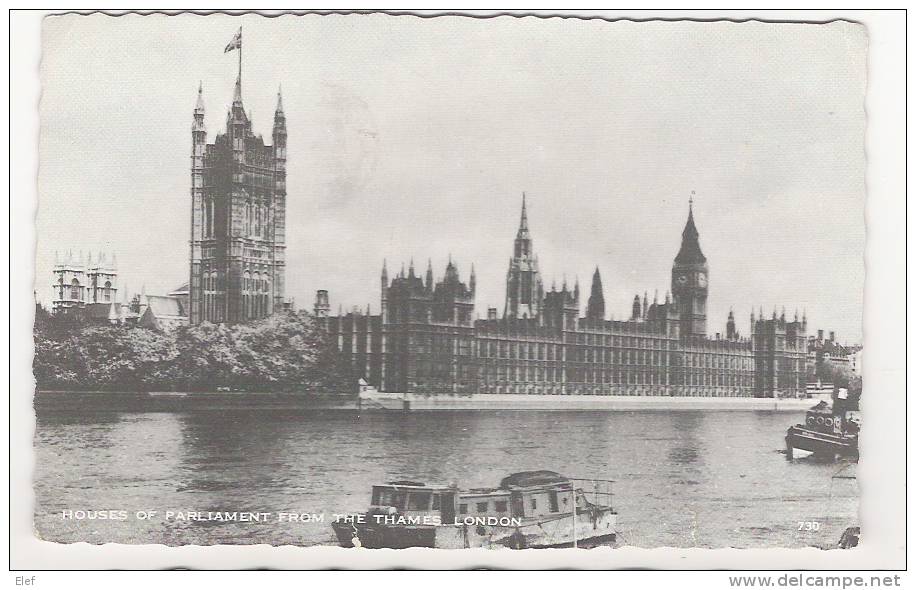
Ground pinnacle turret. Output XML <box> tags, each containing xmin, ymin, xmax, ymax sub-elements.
<box><xmin>273</xmin><ymin>84</ymin><xmax>287</xmax><ymax>133</ymax></box>
<box><xmin>194</xmin><ymin>81</ymin><xmax>205</xmax><ymax>115</ymax></box>
<box><xmin>586</xmin><ymin>266</ymin><xmax>605</xmax><ymax>321</ymax></box>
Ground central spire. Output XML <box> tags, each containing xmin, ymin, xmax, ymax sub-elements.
<box><xmin>675</xmin><ymin>194</ymin><xmax>706</xmax><ymax>264</ymax></box>
<box><xmin>505</xmin><ymin>192</ymin><xmax>542</xmax><ymax>319</ymax></box>
<box><xmin>517</xmin><ymin>192</ymin><xmax>530</xmax><ymax>239</ymax></box>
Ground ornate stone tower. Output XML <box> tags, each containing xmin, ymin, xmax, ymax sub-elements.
<box><xmin>86</xmin><ymin>251</ymin><xmax>118</xmax><ymax>304</ymax></box>
<box><xmin>586</xmin><ymin>266</ymin><xmax>605</xmax><ymax>321</ymax></box>
<box><xmin>188</xmin><ymin>73</ymin><xmax>287</xmax><ymax>324</ymax></box>
<box><xmin>51</xmin><ymin>250</ymin><xmax>87</xmax><ymax>313</ymax></box>
<box><xmin>504</xmin><ymin>194</ymin><xmax>544</xmax><ymax>319</ymax></box>
<box><xmin>671</xmin><ymin>198</ymin><xmax>708</xmax><ymax>338</ymax></box>
<box><xmin>726</xmin><ymin>309</ymin><xmax>737</xmax><ymax>340</ymax></box>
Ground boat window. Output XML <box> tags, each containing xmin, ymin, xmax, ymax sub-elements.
<box><xmin>476</xmin><ymin>502</ymin><xmax>489</xmax><ymax>513</ymax></box>
<box><xmin>432</xmin><ymin>494</ymin><xmax>440</xmax><ymax>510</ymax></box>
<box><xmin>408</xmin><ymin>492</ymin><xmax>431</xmax><ymax>510</ymax></box>
<box><xmin>459</xmin><ymin>504</ymin><xmax>467</xmax><ymax>515</ymax></box>
<box><xmin>392</xmin><ymin>491</ymin><xmax>407</xmax><ymax>509</ymax></box>
<box><xmin>375</xmin><ymin>489</ymin><xmax>407</xmax><ymax>509</ymax></box>
<box><xmin>530</xmin><ymin>497</ymin><xmax>537</xmax><ymax>510</ymax></box>
<box><xmin>494</xmin><ymin>500</ymin><xmax>508</xmax><ymax>513</ymax></box>
<box><xmin>548</xmin><ymin>491</ymin><xmax>559</xmax><ymax>513</ymax></box>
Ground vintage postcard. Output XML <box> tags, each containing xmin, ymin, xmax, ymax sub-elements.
<box><xmin>15</xmin><ymin>10</ymin><xmax>903</xmax><ymax>572</ymax></box>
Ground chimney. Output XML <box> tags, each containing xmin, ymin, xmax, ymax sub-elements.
<box><xmin>829</xmin><ymin>331</ymin><xmax>836</xmax><ymax>342</ymax></box>
<box><xmin>488</xmin><ymin>307</ymin><xmax>498</xmax><ymax>320</ymax></box>
<box><xmin>817</xmin><ymin>329</ymin><xmax>824</xmax><ymax>341</ymax></box>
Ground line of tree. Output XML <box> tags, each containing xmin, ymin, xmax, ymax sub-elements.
<box><xmin>33</xmin><ymin>308</ymin><xmax>356</xmax><ymax>393</ymax></box>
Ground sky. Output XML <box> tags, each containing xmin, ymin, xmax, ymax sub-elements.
<box><xmin>38</xmin><ymin>14</ymin><xmax>867</xmax><ymax>342</ymax></box>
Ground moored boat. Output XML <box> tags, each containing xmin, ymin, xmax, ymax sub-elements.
<box><xmin>785</xmin><ymin>393</ymin><xmax>859</xmax><ymax>460</ymax></box>
<box><xmin>331</xmin><ymin>470</ymin><xmax>617</xmax><ymax>549</ymax></box>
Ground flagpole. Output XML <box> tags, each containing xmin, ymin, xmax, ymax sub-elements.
<box><xmin>238</xmin><ymin>26</ymin><xmax>242</xmax><ymax>87</ymax></box>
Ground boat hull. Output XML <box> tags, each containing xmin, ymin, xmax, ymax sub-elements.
<box><xmin>332</xmin><ymin>521</ymin><xmax>439</xmax><ymax>549</ymax></box>
<box><xmin>785</xmin><ymin>426</ymin><xmax>858</xmax><ymax>459</ymax></box>
<box><xmin>332</xmin><ymin>509</ymin><xmax>617</xmax><ymax>549</ymax></box>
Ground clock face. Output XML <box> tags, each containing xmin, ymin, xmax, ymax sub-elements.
<box><xmin>697</xmin><ymin>274</ymin><xmax>707</xmax><ymax>288</ymax></box>
<box><xmin>676</xmin><ymin>274</ymin><xmax>688</xmax><ymax>285</ymax></box>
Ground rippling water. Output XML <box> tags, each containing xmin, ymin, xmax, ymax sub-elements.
<box><xmin>33</xmin><ymin>393</ymin><xmax>858</xmax><ymax>548</ymax></box>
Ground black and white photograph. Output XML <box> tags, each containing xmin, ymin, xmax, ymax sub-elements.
<box><xmin>9</xmin><ymin>9</ymin><xmax>908</xmax><ymax>575</ymax></box>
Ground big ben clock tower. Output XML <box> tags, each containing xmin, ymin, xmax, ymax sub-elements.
<box><xmin>671</xmin><ymin>196</ymin><xmax>708</xmax><ymax>338</ymax></box>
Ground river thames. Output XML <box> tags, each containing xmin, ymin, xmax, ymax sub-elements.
<box><xmin>33</xmin><ymin>394</ymin><xmax>857</xmax><ymax>548</ymax></box>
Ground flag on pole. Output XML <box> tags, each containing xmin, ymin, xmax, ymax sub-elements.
<box><xmin>224</xmin><ymin>27</ymin><xmax>242</xmax><ymax>53</ymax></box>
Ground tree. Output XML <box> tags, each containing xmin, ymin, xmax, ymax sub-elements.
<box><xmin>33</xmin><ymin>310</ymin><xmax>353</xmax><ymax>393</ymax></box>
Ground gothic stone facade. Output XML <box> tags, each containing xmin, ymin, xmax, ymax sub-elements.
<box><xmin>51</xmin><ymin>250</ymin><xmax>118</xmax><ymax>313</ymax></box>
<box><xmin>319</xmin><ymin>200</ymin><xmax>807</xmax><ymax>398</ymax></box>
<box><xmin>189</xmin><ymin>76</ymin><xmax>287</xmax><ymax>324</ymax></box>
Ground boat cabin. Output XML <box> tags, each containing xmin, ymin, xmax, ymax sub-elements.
<box><xmin>458</xmin><ymin>489</ymin><xmax>513</xmax><ymax>519</ymax></box>
<box><xmin>366</xmin><ymin>472</ymin><xmax>614</xmax><ymax>526</ymax></box>
<box><xmin>804</xmin><ymin>404</ymin><xmax>846</xmax><ymax>435</ymax></box>
<box><xmin>497</xmin><ymin>471</ymin><xmax>587</xmax><ymax>520</ymax></box>
<box><xmin>369</xmin><ymin>481</ymin><xmax>458</xmax><ymax>523</ymax></box>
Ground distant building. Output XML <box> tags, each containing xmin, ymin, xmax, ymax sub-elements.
<box><xmin>139</xmin><ymin>294</ymin><xmax>189</xmax><ymax>331</ymax></box>
<box><xmin>317</xmin><ymin>198</ymin><xmax>808</xmax><ymax>398</ymax></box>
<box><xmin>849</xmin><ymin>348</ymin><xmax>863</xmax><ymax>376</ymax></box>
<box><xmin>168</xmin><ymin>283</ymin><xmax>190</xmax><ymax>316</ymax></box>
<box><xmin>51</xmin><ymin>250</ymin><xmax>118</xmax><ymax>314</ymax></box>
<box><xmin>83</xmin><ymin>302</ymin><xmax>125</xmax><ymax>325</ymax></box>
<box><xmin>807</xmin><ymin>329</ymin><xmax>862</xmax><ymax>379</ymax></box>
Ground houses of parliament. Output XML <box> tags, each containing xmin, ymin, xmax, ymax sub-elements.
<box><xmin>180</xmin><ymin>66</ymin><xmax>806</xmax><ymax>398</ymax></box>
<box><xmin>316</xmin><ymin>197</ymin><xmax>808</xmax><ymax>398</ymax></box>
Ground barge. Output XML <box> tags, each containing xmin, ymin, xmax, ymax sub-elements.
<box><xmin>331</xmin><ymin>471</ymin><xmax>617</xmax><ymax>549</ymax></box>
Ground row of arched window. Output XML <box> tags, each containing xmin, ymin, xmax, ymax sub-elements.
<box><xmin>245</xmin><ymin>201</ymin><xmax>271</xmax><ymax>238</ymax></box>
<box><xmin>202</xmin><ymin>198</ymin><xmax>216</xmax><ymax>238</ymax></box>
<box><xmin>199</xmin><ymin>270</ymin><xmax>272</xmax><ymax>321</ymax></box>
<box><xmin>243</xmin><ymin>294</ymin><xmax>271</xmax><ymax>319</ymax></box>
<box><xmin>201</xmin><ymin>198</ymin><xmax>273</xmax><ymax>239</ymax></box>
<box><xmin>243</xmin><ymin>270</ymin><xmax>271</xmax><ymax>319</ymax></box>
<box><xmin>55</xmin><ymin>277</ymin><xmax>112</xmax><ymax>302</ymax></box>
<box><xmin>57</xmin><ymin>278</ymin><xmax>83</xmax><ymax>301</ymax></box>
<box><xmin>243</xmin><ymin>271</ymin><xmax>270</xmax><ymax>292</ymax></box>
<box><xmin>201</xmin><ymin>271</ymin><xmax>224</xmax><ymax>322</ymax></box>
